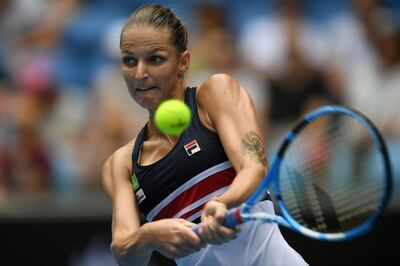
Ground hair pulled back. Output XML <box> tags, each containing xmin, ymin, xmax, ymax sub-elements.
<box><xmin>121</xmin><ymin>4</ymin><xmax>188</xmax><ymax>53</ymax></box>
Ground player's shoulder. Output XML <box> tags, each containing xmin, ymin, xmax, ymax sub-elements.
<box><xmin>103</xmin><ymin>139</ymin><xmax>136</xmax><ymax>174</ymax></box>
<box><xmin>197</xmin><ymin>73</ymin><xmax>250</xmax><ymax>108</ymax></box>
<box><xmin>197</xmin><ymin>73</ymin><xmax>241</xmax><ymax>100</ymax></box>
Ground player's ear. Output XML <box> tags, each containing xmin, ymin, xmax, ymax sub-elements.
<box><xmin>178</xmin><ymin>50</ymin><xmax>190</xmax><ymax>77</ymax></box>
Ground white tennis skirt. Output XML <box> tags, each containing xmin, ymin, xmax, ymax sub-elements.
<box><xmin>175</xmin><ymin>201</ymin><xmax>308</xmax><ymax>266</ymax></box>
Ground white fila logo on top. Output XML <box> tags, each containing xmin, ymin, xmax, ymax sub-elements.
<box><xmin>136</xmin><ymin>188</ymin><xmax>146</xmax><ymax>204</ymax></box>
<box><xmin>184</xmin><ymin>140</ymin><xmax>201</xmax><ymax>156</ymax></box>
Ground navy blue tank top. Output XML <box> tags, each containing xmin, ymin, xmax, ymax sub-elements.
<box><xmin>131</xmin><ymin>87</ymin><xmax>236</xmax><ymax>223</ymax></box>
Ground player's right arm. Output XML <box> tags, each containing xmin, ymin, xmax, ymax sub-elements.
<box><xmin>102</xmin><ymin>141</ymin><xmax>205</xmax><ymax>266</ymax></box>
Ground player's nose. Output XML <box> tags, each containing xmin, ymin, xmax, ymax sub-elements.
<box><xmin>134</xmin><ymin>60</ymin><xmax>149</xmax><ymax>80</ymax></box>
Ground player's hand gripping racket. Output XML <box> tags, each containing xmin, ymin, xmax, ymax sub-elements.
<box><xmin>193</xmin><ymin>106</ymin><xmax>392</xmax><ymax>241</ymax></box>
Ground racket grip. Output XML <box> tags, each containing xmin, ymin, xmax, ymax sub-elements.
<box><xmin>223</xmin><ymin>207</ymin><xmax>243</xmax><ymax>228</ymax></box>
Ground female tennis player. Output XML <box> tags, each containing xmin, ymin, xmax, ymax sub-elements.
<box><xmin>102</xmin><ymin>4</ymin><xmax>307</xmax><ymax>266</ymax></box>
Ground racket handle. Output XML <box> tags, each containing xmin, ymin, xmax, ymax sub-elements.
<box><xmin>223</xmin><ymin>207</ymin><xmax>243</xmax><ymax>228</ymax></box>
<box><xmin>192</xmin><ymin>207</ymin><xmax>243</xmax><ymax>234</ymax></box>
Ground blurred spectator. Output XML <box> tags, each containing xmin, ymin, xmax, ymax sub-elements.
<box><xmin>72</xmin><ymin>70</ymin><xmax>148</xmax><ymax>190</ymax></box>
<box><xmin>327</xmin><ymin>0</ymin><xmax>400</xmax><ymax>205</ymax></box>
<box><xmin>51</xmin><ymin>0</ymin><xmax>138</xmax><ymax>90</ymax></box>
<box><xmin>266</xmin><ymin>1</ymin><xmax>333</xmax><ymax>122</ymax></box>
<box><xmin>0</xmin><ymin>0</ymin><xmax>144</xmax><ymax>195</ymax></box>
<box><xmin>0</xmin><ymin>59</ymin><xmax>56</xmax><ymax>193</ymax></box>
<box><xmin>0</xmin><ymin>1</ymin><xmax>65</xmax><ymax>197</ymax></box>
<box><xmin>188</xmin><ymin>3</ymin><xmax>268</xmax><ymax>132</ymax></box>
<box><xmin>238</xmin><ymin>0</ymin><xmax>329</xmax><ymax>80</ymax></box>
<box><xmin>0</xmin><ymin>0</ymin><xmax>63</xmax><ymax>79</ymax></box>
<box><xmin>188</xmin><ymin>2</ymin><xmax>228</xmax><ymax>74</ymax></box>
<box><xmin>238</xmin><ymin>0</ymin><xmax>335</xmax><ymax>147</ymax></box>
<box><xmin>0</xmin><ymin>0</ymin><xmax>11</xmax><ymax>200</ymax></box>
<box><xmin>328</xmin><ymin>1</ymin><xmax>400</xmax><ymax>130</ymax></box>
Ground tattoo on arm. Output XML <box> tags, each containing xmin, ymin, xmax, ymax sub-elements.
<box><xmin>241</xmin><ymin>131</ymin><xmax>267</xmax><ymax>165</ymax></box>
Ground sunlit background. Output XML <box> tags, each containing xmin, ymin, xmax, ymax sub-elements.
<box><xmin>1</xmin><ymin>0</ymin><xmax>399</xmax><ymax>265</ymax></box>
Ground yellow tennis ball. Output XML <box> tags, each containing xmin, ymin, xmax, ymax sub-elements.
<box><xmin>154</xmin><ymin>99</ymin><xmax>191</xmax><ymax>136</ymax></box>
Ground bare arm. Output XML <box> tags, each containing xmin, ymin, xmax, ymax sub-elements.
<box><xmin>196</xmin><ymin>74</ymin><xmax>267</xmax><ymax>244</ymax></box>
<box><xmin>102</xmin><ymin>142</ymin><xmax>205</xmax><ymax>265</ymax></box>
<box><xmin>103</xmin><ymin>143</ymin><xmax>153</xmax><ymax>266</ymax></box>
<box><xmin>198</xmin><ymin>73</ymin><xmax>267</xmax><ymax>208</ymax></box>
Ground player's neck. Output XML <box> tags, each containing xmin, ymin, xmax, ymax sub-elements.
<box><xmin>146</xmin><ymin>121</ymin><xmax>180</xmax><ymax>142</ymax></box>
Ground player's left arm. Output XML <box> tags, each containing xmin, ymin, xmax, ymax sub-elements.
<box><xmin>196</xmin><ymin>74</ymin><xmax>267</xmax><ymax>244</ymax></box>
<box><xmin>198</xmin><ymin>73</ymin><xmax>268</xmax><ymax>209</ymax></box>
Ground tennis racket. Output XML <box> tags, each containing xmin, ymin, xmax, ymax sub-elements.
<box><xmin>193</xmin><ymin>105</ymin><xmax>392</xmax><ymax>241</ymax></box>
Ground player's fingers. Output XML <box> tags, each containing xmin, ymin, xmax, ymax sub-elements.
<box><xmin>200</xmin><ymin>216</ymin><xmax>233</xmax><ymax>245</ymax></box>
<box><xmin>178</xmin><ymin>218</ymin><xmax>197</xmax><ymax>228</ymax></box>
<box><xmin>182</xmin><ymin>232</ymin><xmax>207</xmax><ymax>251</ymax></box>
<box><xmin>200</xmin><ymin>210</ymin><xmax>209</xmax><ymax>223</ymax></box>
<box><xmin>181</xmin><ymin>224</ymin><xmax>207</xmax><ymax>248</ymax></box>
<box><xmin>213</xmin><ymin>206</ymin><xmax>227</xmax><ymax>224</ymax></box>
<box><xmin>177</xmin><ymin>242</ymin><xmax>203</xmax><ymax>254</ymax></box>
<box><xmin>198</xmin><ymin>216</ymin><xmax>212</xmax><ymax>237</ymax></box>
<box><xmin>214</xmin><ymin>224</ymin><xmax>238</xmax><ymax>241</ymax></box>
<box><xmin>199</xmin><ymin>216</ymin><xmax>218</xmax><ymax>243</ymax></box>
<box><xmin>207</xmin><ymin>223</ymin><xmax>237</xmax><ymax>245</ymax></box>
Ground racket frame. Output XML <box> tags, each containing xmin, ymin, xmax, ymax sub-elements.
<box><xmin>235</xmin><ymin>106</ymin><xmax>393</xmax><ymax>241</ymax></box>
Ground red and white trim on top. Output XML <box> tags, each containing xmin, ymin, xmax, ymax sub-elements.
<box><xmin>173</xmin><ymin>187</ymin><xmax>229</xmax><ymax>221</ymax></box>
<box><xmin>146</xmin><ymin>161</ymin><xmax>235</xmax><ymax>222</ymax></box>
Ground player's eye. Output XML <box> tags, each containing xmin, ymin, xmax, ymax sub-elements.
<box><xmin>122</xmin><ymin>56</ymin><xmax>137</xmax><ymax>67</ymax></box>
<box><xmin>148</xmin><ymin>55</ymin><xmax>165</xmax><ymax>64</ymax></box>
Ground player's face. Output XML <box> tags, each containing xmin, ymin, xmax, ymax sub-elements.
<box><xmin>120</xmin><ymin>26</ymin><xmax>189</xmax><ymax>112</ymax></box>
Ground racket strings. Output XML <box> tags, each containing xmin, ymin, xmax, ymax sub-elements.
<box><xmin>278</xmin><ymin>115</ymin><xmax>385</xmax><ymax>234</ymax></box>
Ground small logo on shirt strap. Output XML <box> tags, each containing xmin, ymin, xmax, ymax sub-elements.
<box><xmin>131</xmin><ymin>174</ymin><xmax>140</xmax><ymax>191</ymax></box>
<box><xmin>131</xmin><ymin>174</ymin><xmax>146</xmax><ymax>204</ymax></box>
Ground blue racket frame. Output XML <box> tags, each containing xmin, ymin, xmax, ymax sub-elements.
<box><xmin>202</xmin><ymin>106</ymin><xmax>393</xmax><ymax>241</ymax></box>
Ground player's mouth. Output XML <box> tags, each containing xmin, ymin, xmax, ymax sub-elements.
<box><xmin>136</xmin><ymin>86</ymin><xmax>157</xmax><ymax>92</ymax></box>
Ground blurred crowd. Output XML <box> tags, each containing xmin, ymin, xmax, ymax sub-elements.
<box><xmin>0</xmin><ymin>0</ymin><xmax>399</xmax><ymax>211</ymax></box>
